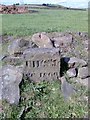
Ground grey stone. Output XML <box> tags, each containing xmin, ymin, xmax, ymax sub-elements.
<box><xmin>29</xmin><ymin>41</ymin><xmax>38</xmax><ymax>48</ymax></box>
<box><xmin>0</xmin><ymin>65</ymin><xmax>23</xmax><ymax>104</ymax></box>
<box><xmin>60</xmin><ymin>76</ymin><xmax>76</xmax><ymax>100</ymax></box>
<box><xmin>52</xmin><ymin>34</ymin><xmax>73</xmax><ymax>48</ymax></box>
<box><xmin>8</xmin><ymin>39</ymin><xmax>21</xmax><ymax>55</ymax></box>
<box><xmin>32</xmin><ymin>33</ymin><xmax>53</xmax><ymax>48</ymax></box>
<box><xmin>2</xmin><ymin>55</ymin><xmax>24</xmax><ymax>66</ymax></box>
<box><xmin>8</xmin><ymin>38</ymin><xmax>30</xmax><ymax>55</ymax></box>
<box><xmin>18</xmin><ymin>39</ymin><xmax>29</xmax><ymax>48</ymax></box>
<box><xmin>68</xmin><ymin>57</ymin><xmax>87</xmax><ymax>68</ymax></box>
<box><xmin>78</xmin><ymin>67</ymin><xmax>89</xmax><ymax>79</ymax></box>
<box><xmin>66</xmin><ymin>68</ymin><xmax>77</xmax><ymax>78</ymax></box>
<box><xmin>73</xmin><ymin>77</ymin><xmax>88</xmax><ymax>87</ymax></box>
<box><xmin>79</xmin><ymin>78</ymin><xmax>88</xmax><ymax>86</ymax></box>
<box><xmin>23</xmin><ymin>48</ymin><xmax>60</xmax><ymax>82</ymax></box>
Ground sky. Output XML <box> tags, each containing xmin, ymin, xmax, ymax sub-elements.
<box><xmin>0</xmin><ymin>0</ymin><xmax>89</xmax><ymax>8</ymax></box>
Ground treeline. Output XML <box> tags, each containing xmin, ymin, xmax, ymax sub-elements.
<box><xmin>12</xmin><ymin>3</ymin><xmax>87</xmax><ymax>11</ymax></box>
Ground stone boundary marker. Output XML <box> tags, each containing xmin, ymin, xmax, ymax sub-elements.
<box><xmin>23</xmin><ymin>48</ymin><xmax>60</xmax><ymax>82</ymax></box>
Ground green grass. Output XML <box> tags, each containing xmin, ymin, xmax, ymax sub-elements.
<box><xmin>1</xmin><ymin>9</ymin><xmax>88</xmax><ymax>36</ymax></box>
<box><xmin>1</xmin><ymin>79</ymin><xmax>88</xmax><ymax>119</ymax></box>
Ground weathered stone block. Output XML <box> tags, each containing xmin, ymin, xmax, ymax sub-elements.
<box><xmin>0</xmin><ymin>65</ymin><xmax>23</xmax><ymax>104</ymax></box>
<box><xmin>78</xmin><ymin>67</ymin><xmax>89</xmax><ymax>79</ymax></box>
<box><xmin>23</xmin><ymin>48</ymin><xmax>60</xmax><ymax>82</ymax></box>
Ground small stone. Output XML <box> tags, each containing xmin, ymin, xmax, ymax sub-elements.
<box><xmin>78</xmin><ymin>67</ymin><xmax>89</xmax><ymax>79</ymax></box>
<box><xmin>68</xmin><ymin>57</ymin><xmax>87</xmax><ymax>68</ymax></box>
<box><xmin>66</xmin><ymin>68</ymin><xmax>77</xmax><ymax>78</ymax></box>
<box><xmin>8</xmin><ymin>38</ymin><xmax>29</xmax><ymax>55</ymax></box>
<box><xmin>32</xmin><ymin>33</ymin><xmax>53</xmax><ymax>48</ymax></box>
<box><xmin>52</xmin><ymin>34</ymin><xmax>73</xmax><ymax>48</ymax></box>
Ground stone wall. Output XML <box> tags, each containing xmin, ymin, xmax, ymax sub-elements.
<box><xmin>1</xmin><ymin>32</ymin><xmax>88</xmax><ymax>105</ymax></box>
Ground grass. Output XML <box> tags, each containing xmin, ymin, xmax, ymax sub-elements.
<box><xmin>0</xmin><ymin>8</ymin><xmax>88</xmax><ymax>118</ymax></box>
<box><xmin>1</xmin><ymin>79</ymin><xmax>88</xmax><ymax>119</ymax></box>
<box><xmin>1</xmin><ymin>9</ymin><xmax>88</xmax><ymax>36</ymax></box>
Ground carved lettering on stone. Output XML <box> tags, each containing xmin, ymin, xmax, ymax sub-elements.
<box><xmin>23</xmin><ymin>48</ymin><xmax>60</xmax><ymax>82</ymax></box>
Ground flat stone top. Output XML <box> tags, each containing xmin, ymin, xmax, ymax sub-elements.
<box><xmin>23</xmin><ymin>48</ymin><xmax>60</xmax><ymax>55</ymax></box>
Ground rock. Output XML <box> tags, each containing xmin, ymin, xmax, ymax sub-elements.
<box><xmin>51</xmin><ymin>34</ymin><xmax>73</xmax><ymax>53</ymax></box>
<box><xmin>73</xmin><ymin>77</ymin><xmax>88</xmax><ymax>87</ymax></box>
<box><xmin>18</xmin><ymin>38</ymin><xmax>29</xmax><ymax>48</ymax></box>
<box><xmin>52</xmin><ymin>34</ymin><xmax>73</xmax><ymax>48</ymax></box>
<box><xmin>79</xmin><ymin>78</ymin><xmax>88</xmax><ymax>86</ymax></box>
<box><xmin>66</xmin><ymin>68</ymin><xmax>77</xmax><ymax>78</ymax></box>
<box><xmin>78</xmin><ymin>67</ymin><xmax>89</xmax><ymax>79</ymax></box>
<box><xmin>2</xmin><ymin>36</ymin><xmax>15</xmax><ymax>44</ymax></box>
<box><xmin>8</xmin><ymin>39</ymin><xmax>21</xmax><ymax>55</ymax></box>
<box><xmin>0</xmin><ymin>65</ymin><xmax>23</xmax><ymax>104</ymax></box>
<box><xmin>68</xmin><ymin>57</ymin><xmax>87</xmax><ymax>68</ymax></box>
<box><xmin>2</xmin><ymin>55</ymin><xmax>24</xmax><ymax>66</ymax></box>
<box><xmin>60</xmin><ymin>76</ymin><xmax>76</xmax><ymax>100</ymax></box>
<box><xmin>8</xmin><ymin>38</ymin><xmax>30</xmax><ymax>55</ymax></box>
<box><xmin>31</xmin><ymin>33</ymin><xmax>53</xmax><ymax>48</ymax></box>
<box><xmin>29</xmin><ymin>41</ymin><xmax>38</xmax><ymax>48</ymax></box>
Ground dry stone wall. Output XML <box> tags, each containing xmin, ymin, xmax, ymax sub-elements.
<box><xmin>1</xmin><ymin>32</ymin><xmax>89</xmax><ymax>104</ymax></box>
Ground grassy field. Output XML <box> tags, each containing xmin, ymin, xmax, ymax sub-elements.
<box><xmin>0</xmin><ymin>8</ymin><xmax>88</xmax><ymax>118</ymax></box>
<box><xmin>1</xmin><ymin>9</ymin><xmax>88</xmax><ymax>36</ymax></box>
